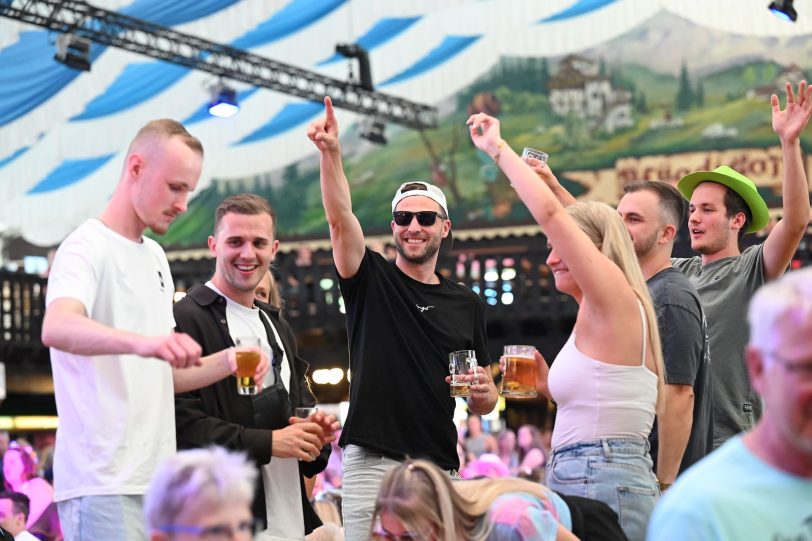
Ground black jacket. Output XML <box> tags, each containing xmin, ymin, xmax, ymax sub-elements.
<box><xmin>173</xmin><ymin>284</ymin><xmax>328</xmax><ymax>534</ymax></box>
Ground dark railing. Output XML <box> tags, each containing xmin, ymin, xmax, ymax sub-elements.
<box><xmin>3</xmin><ymin>231</ymin><xmax>811</xmax><ymax>354</ymax></box>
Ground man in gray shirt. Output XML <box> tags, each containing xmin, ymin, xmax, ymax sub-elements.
<box><xmin>618</xmin><ymin>181</ymin><xmax>712</xmax><ymax>489</ymax></box>
<box><xmin>673</xmin><ymin>80</ymin><xmax>812</xmax><ymax>447</ymax></box>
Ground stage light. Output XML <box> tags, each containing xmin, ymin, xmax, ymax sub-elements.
<box><xmin>336</xmin><ymin>43</ymin><xmax>373</xmax><ymax>91</ymax></box>
<box><xmin>769</xmin><ymin>0</ymin><xmax>797</xmax><ymax>21</ymax></box>
<box><xmin>359</xmin><ymin>118</ymin><xmax>387</xmax><ymax>145</ymax></box>
<box><xmin>208</xmin><ymin>80</ymin><xmax>239</xmax><ymax>118</ymax></box>
<box><xmin>54</xmin><ymin>33</ymin><xmax>91</xmax><ymax>71</ymax></box>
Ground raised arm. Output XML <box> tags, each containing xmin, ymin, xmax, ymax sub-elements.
<box><xmin>528</xmin><ymin>158</ymin><xmax>577</xmax><ymax>207</ymax></box>
<box><xmin>306</xmin><ymin>96</ymin><xmax>366</xmax><ymax>278</ymax></box>
<box><xmin>466</xmin><ymin>114</ymin><xmax>633</xmax><ymax>310</ymax></box>
<box><xmin>763</xmin><ymin>80</ymin><xmax>812</xmax><ymax>281</ymax></box>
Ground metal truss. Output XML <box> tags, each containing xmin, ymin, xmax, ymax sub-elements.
<box><xmin>0</xmin><ymin>0</ymin><xmax>438</xmax><ymax>129</ymax></box>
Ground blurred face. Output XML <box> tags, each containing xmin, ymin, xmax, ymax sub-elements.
<box><xmin>687</xmin><ymin>182</ymin><xmax>738</xmax><ymax>255</ymax></box>
<box><xmin>617</xmin><ymin>190</ymin><xmax>665</xmax><ymax>259</ymax></box>
<box><xmin>208</xmin><ymin>212</ymin><xmax>279</xmax><ymax>306</ymax></box>
<box><xmin>517</xmin><ymin>427</ymin><xmax>531</xmax><ymax>449</ymax></box>
<box><xmin>153</xmin><ymin>501</ymin><xmax>253</xmax><ymax>541</ymax></box>
<box><xmin>373</xmin><ymin>512</ymin><xmax>426</xmax><ymax>541</ymax></box>
<box><xmin>751</xmin><ymin>315</ymin><xmax>812</xmax><ymax>456</ymax></box>
<box><xmin>254</xmin><ymin>271</ymin><xmax>273</xmax><ymax>303</ymax></box>
<box><xmin>391</xmin><ymin>196</ymin><xmax>450</xmax><ymax>266</ymax></box>
<box><xmin>0</xmin><ymin>498</ymin><xmax>23</xmax><ymax>535</ymax></box>
<box><xmin>2</xmin><ymin>449</ymin><xmax>25</xmax><ymax>483</ymax></box>
<box><xmin>131</xmin><ymin>136</ymin><xmax>202</xmax><ymax>235</ymax></box>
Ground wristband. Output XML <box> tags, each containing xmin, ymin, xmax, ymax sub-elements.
<box><xmin>492</xmin><ymin>140</ymin><xmax>506</xmax><ymax>164</ymax></box>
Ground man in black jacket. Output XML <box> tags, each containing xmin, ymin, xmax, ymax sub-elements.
<box><xmin>173</xmin><ymin>193</ymin><xmax>339</xmax><ymax>539</ymax></box>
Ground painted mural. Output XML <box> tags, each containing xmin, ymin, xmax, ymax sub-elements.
<box><xmin>161</xmin><ymin>10</ymin><xmax>811</xmax><ymax>248</ymax></box>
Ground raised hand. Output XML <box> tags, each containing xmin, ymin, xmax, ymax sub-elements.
<box><xmin>138</xmin><ymin>332</ymin><xmax>202</xmax><ymax>369</ymax></box>
<box><xmin>306</xmin><ymin>96</ymin><xmax>340</xmax><ymax>152</ymax></box>
<box><xmin>466</xmin><ymin>112</ymin><xmax>503</xmax><ymax>158</ymax></box>
<box><xmin>772</xmin><ymin>80</ymin><xmax>812</xmax><ymax>145</ymax></box>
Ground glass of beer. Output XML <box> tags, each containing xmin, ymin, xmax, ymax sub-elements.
<box><xmin>501</xmin><ymin>345</ymin><xmax>537</xmax><ymax>398</ymax></box>
<box><xmin>449</xmin><ymin>350</ymin><xmax>478</xmax><ymax>397</ymax></box>
<box><xmin>295</xmin><ymin>407</ymin><xmax>317</xmax><ymax>420</ymax></box>
<box><xmin>235</xmin><ymin>336</ymin><xmax>261</xmax><ymax>395</ymax></box>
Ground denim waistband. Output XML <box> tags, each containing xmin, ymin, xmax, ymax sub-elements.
<box><xmin>552</xmin><ymin>437</ymin><xmax>650</xmax><ymax>458</ymax></box>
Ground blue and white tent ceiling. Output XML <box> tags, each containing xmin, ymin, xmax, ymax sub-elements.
<box><xmin>1</xmin><ymin>0</ymin><xmax>811</xmax><ymax>246</ymax></box>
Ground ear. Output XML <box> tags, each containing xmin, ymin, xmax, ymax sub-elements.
<box><xmin>730</xmin><ymin>211</ymin><xmax>747</xmax><ymax>232</ymax></box>
<box><xmin>442</xmin><ymin>218</ymin><xmax>452</xmax><ymax>239</ymax></box>
<box><xmin>269</xmin><ymin>239</ymin><xmax>280</xmax><ymax>262</ymax></box>
<box><xmin>207</xmin><ymin>234</ymin><xmax>217</xmax><ymax>258</ymax></box>
<box><xmin>659</xmin><ymin>223</ymin><xmax>677</xmax><ymax>244</ymax></box>
<box><xmin>745</xmin><ymin>345</ymin><xmax>767</xmax><ymax>398</ymax></box>
<box><xmin>126</xmin><ymin>152</ymin><xmax>145</xmax><ymax>181</ymax></box>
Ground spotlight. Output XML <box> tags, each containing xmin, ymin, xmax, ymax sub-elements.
<box><xmin>768</xmin><ymin>0</ymin><xmax>797</xmax><ymax>21</ymax></box>
<box><xmin>208</xmin><ymin>80</ymin><xmax>239</xmax><ymax>118</ymax></box>
<box><xmin>359</xmin><ymin>118</ymin><xmax>387</xmax><ymax>145</ymax></box>
<box><xmin>336</xmin><ymin>43</ymin><xmax>374</xmax><ymax>91</ymax></box>
<box><xmin>54</xmin><ymin>33</ymin><xmax>91</xmax><ymax>71</ymax></box>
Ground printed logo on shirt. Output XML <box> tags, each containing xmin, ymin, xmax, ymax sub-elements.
<box><xmin>416</xmin><ymin>304</ymin><xmax>434</xmax><ymax>313</ymax></box>
<box><xmin>157</xmin><ymin>270</ymin><xmax>165</xmax><ymax>292</ymax></box>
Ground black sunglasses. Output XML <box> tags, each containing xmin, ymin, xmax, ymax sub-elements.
<box><xmin>392</xmin><ymin>211</ymin><xmax>443</xmax><ymax>227</ymax></box>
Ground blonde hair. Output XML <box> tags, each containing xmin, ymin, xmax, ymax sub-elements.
<box><xmin>372</xmin><ymin>459</ymin><xmax>559</xmax><ymax>541</ymax></box>
<box><xmin>129</xmin><ymin>119</ymin><xmax>203</xmax><ymax>156</ymax></box>
<box><xmin>566</xmin><ymin>201</ymin><xmax>665</xmax><ymax>413</ymax></box>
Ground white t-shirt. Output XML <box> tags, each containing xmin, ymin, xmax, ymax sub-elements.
<box><xmin>46</xmin><ymin>219</ymin><xmax>176</xmax><ymax>501</ymax></box>
<box><xmin>205</xmin><ymin>283</ymin><xmax>303</xmax><ymax>539</ymax></box>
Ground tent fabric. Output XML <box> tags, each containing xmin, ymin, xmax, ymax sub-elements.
<box><xmin>0</xmin><ymin>0</ymin><xmax>810</xmax><ymax>246</ymax></box>
<box><xmin>27</xmin><ymin>154</ymin><xmax>116</xmax><ymax>194</ymax></box>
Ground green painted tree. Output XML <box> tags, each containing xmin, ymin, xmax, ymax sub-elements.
<box><xmin>676</xmin><ymin>62</ymin><xmax>694</xmax><ymax>111</ymax></box>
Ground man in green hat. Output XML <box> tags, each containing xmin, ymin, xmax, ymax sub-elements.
<box><xmin>673</xmin><ymin>80</ymin><xmax>812</xmax><ymax>448</ymax></box>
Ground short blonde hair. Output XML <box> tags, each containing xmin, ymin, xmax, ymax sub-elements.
<box><xmin>129</xmin><ymin>119</ymin><xmax>203</xmax><ymax>156</ymax></box>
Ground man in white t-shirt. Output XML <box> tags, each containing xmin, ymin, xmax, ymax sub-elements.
<box><xmin>41</xmin><ymin>120</ymin><xmax>268</xmax><ymax>541</ymax></box>
<box><xmin>173</xmin><ymin>194</ymin><xmax>339</xmax><ymax>540</ymax></box>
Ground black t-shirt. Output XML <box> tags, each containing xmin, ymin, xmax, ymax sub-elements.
<box><xmin>648</xmin><ymin>267</ymin><xmax>713</xmax><ymax>473</ymax></box>
<box><xmin>337</xmin><ymin>249</ymin><xmax>489</xmax><ymax>470</ymax></box>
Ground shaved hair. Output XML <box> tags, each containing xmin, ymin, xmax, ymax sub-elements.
<box><xmin>127</xmin><ymin>119</ymin><xmax>203</xmax><ymax>157</ymax></box>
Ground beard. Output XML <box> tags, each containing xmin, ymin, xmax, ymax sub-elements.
<box><xmin>633</xmin><ymin>229</ymin><xmax>659</xmax><ymax>260</ymax></box>
<box><xmin>693</xmin><ymin>226</ymin><xmax>731</xmax><ymax>256</ymax></box>
<box><xmin>394</xmin><ymin>233</ymin><xmax>442</xmax><ymax>264</ymax></box>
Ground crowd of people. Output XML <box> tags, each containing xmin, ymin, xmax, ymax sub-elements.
<box><xmin>2</xmin><ymin>80</ymin><xmax>808</xmax><ymax>541</ymax></box>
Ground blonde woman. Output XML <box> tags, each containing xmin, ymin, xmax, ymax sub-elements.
<box><xmin>371</xmin><ymin>459</ymin><xmax>579</xmax><ymax>541</ymax></box>
<box><xmin>467</xmin><ymin>113</ymin><xmax>664</xmax><ymax>541</ymax></box>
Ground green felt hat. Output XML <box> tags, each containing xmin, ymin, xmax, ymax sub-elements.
<box><xmin>677</xmin><ymin>165</ymin><xmax>769</xmax><ymax>233</ymax></box>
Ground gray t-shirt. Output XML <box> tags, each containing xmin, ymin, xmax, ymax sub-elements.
<box><xmin>647</xmin><ymin>267</ymin><xmax>712</xmax><ymax>474</ymax></box>
<box><xmin>672</xmin><ymin>244</ymin><xmax>765</xmax><ymax>448</ymax></box>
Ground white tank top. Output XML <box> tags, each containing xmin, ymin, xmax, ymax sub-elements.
<box><xmin>548</xmin><ymin>302</ymin><xmax>657</xmax><ymax>449</ymax></box>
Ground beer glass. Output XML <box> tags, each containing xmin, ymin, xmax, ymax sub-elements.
<box><xmin>501</xmin><ymin>345</ymin><xmax>537</xmax><ymax>398</ymax></box>
<box><xmin>295</xmin><ymin>407</ymin><xmax>317</xmax><ymax>420</ymax></box>
<box><xmin>235</xmin><ymin>336</ymin><xmax>261</xmax><ymax>395</ymax></box>
<box><xmin>521</xmin><ymin>147</ymin><xmax>549</xmax><ymax>164</ymax></box>
<box><xmin>449</xmin><ymin>350</ymin><xmax>478</xmax><ymax>397</ymax></box>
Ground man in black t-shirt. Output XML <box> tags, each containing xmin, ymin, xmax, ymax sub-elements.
<box><xmin>618</xmin><ymin>180</ymin><xmax>712</xmax><ymax>489</ymax></box>
<box><xmin>307</xmin><ymin>97</ymin><xmax>499</xmax><ymax>540</ymax></box>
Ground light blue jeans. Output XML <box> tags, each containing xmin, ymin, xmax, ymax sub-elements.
<box><xmin>341</xmin><ymin>445</ymin><xmax>460</xmax><ymax>541</ymax></box>
<box><xmin>58</xmin><ymin>494</ymin><xmax>145</xmax><ymax>541</ymax></box>
<box><xmin>545</xmin><ymin>438</ymin><xmax>658</xmax><ymax>541</ymax></box>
